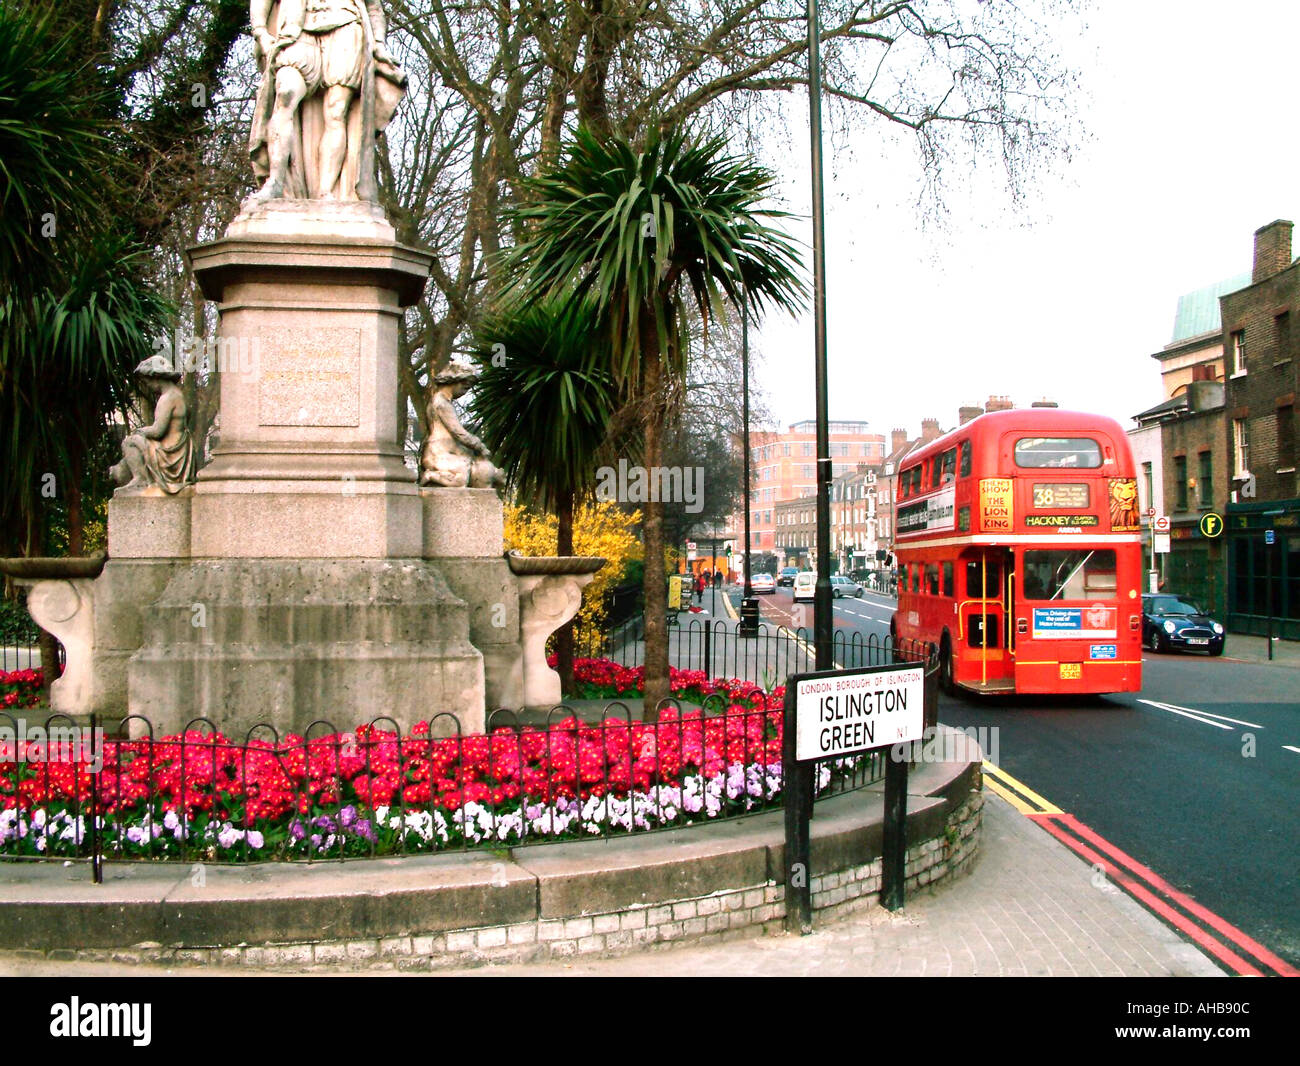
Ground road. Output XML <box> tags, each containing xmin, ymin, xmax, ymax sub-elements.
<box><xmin>748</xmin><ymin>584</ymin><xmax>1300</xmax><ymax>973</ymax></box>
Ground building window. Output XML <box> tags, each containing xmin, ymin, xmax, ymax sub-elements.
<box><xmin>1174</xmin><ymin>455</ymin><xmax>1188</xmax><ymax>511</ymax></box>
<box><xmin>1279</xmin><ymin>405</ymin><xmax>1296</xmax><ymax>472</ymax></box>
<box><xmin>802</xmin><ymin>442</ymin><xmax>813</xmax><ymax>456</ymax></box>
<box><xmin>1198</xmin><ymin>451</ymin><xmax>1212</xmax><ymax>507</ymax></box>
<box><xmin>1142</xmin><ymin>461</ymin><xmax>1153</xmax><ymax>512</ymax></box>
<box><xmin>1231</xmin><ymin>329</ymin><xmax>1247</xmax><ymax>375</ymax></box>
<box><xmin>1233</xmin><ymin>418</ymin><xmax>1250</xmax><ymax>477</ymax></box>
<box><xmin>1276</xmin><ymin>312</ymin><xmax>1292</xmax><ymax>364</ymax></box>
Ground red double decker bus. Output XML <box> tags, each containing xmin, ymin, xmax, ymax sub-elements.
<box><xmin>889</xmin><ymin>409</ymin><xmax>1143</xmax><ymax>696</ymax></box>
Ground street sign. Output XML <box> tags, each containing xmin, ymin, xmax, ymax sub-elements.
<box><xmin>793</xmin><ymin>664</ymin><xmax>924</xmax><ymax>761</ymax></box>
<box><xmin>1146</xmin><ymin>507</ymin><xmax>1156</xmax><ymax>517</ymax></box>
<box><xmin>1266</xmin><ymin>529</ymin><xmax>1276</xmax><ymax>545</ymax></box>
<box><xmin>1154</xmin><ymin>533</ymin><xmax>1171</xmax><ymax>554</ymax></box>
<box><xmin>783</xmin><ymin>661</ymin><xmax>931</xmax><ymax>932</ymax></box>
<box><xmin>1154</xmin><ymin>515</ymin><xmax>1171</xmax><ymax>533</ymax></box>
<box><xmin>1199</xmin><ymin>512</ymin><xmax>1223</xmax><ymax>538</ymax></box>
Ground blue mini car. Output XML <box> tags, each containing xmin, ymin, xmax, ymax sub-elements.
<box><xmin>1141</xmin><ymin>594</ymin><xmax>1225</xmax><ymax>656</ymax></box>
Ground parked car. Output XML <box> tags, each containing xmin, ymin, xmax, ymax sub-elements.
<box><xmin>830</xmin><ymin>575</ymin><xmax>864</xmax><ymax>598</ymax></box>
<box><xmin>777</xmin><ymin>567</ymin><xmax>799</xmax><ymax>587</ymax></box>
<box><xmin>750</xmin><ymin>573</ymin><xmax>776</xmax><ymax>594</ymax></box>
<box><xmin>1141</xmin><ymin>594</ymin><xmax>1225</xmax><ymax>656</ymax></box>
<box><xmin>793</xmin><ymin>571</ymin><xmax>816</xmax><ymax>602</ymax></box>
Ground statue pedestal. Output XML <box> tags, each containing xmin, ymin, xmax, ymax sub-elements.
<box><xmin>116</xmin><ymin>212</ymin><xmax>498</xmax><ymax>736</ymax></box>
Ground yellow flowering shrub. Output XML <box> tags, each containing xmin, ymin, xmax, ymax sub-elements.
<box><xmin>504</xmin><ymin>500</ymin><xmax>643</xmax><ymax>642</ymax></box>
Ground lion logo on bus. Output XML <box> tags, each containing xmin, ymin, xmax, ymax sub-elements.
<box><xmin>1108</xmin><ymin>478</ymin><xmax>1139</xmax><ymax>532</ymax></box>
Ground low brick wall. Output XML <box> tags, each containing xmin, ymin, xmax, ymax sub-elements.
<box><xmin>1</xmin><ymin>736</ymin><xmax>983</xmax><ymax>970</ymax></box>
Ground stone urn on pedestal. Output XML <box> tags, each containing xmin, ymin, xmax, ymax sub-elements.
<box><xmin>505</xmin><ymin>552</ymin><xmax>606</xmax><ymax>709</ymax></box>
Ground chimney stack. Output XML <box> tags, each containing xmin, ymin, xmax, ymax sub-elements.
<box><xmin>1253</xmin><ymin>219</ymin><xmax>1294</xmax><ymax>283</ymax></box>
<box><xmin>958</xmin><ymin>405</ymin><xmax>983</xmax><ymax>425</ymax></box>
<box><xmin>984</xmin><ymin>395</ymin><xmax>1014</xmax><ymax>413</ymax></box>
<box><xmin>1030</xmin><ymin>398</ymin><xmax>1059</xmax><ymax>408</ymax></box>
<box><xmin>921</xmin><ymin>418</ymin><xmax>942</xmax><ymax>441</ymax></box>
<box><xmin>891</xmin><ymin>427</ymin><xmax>908</xmax><ymax>453</ymax></box>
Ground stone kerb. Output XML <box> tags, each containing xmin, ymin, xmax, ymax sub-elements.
<box><xmin>0</xmin><ymin>730</ymin><xmax>983</xmax><ymax>970</ymax></box>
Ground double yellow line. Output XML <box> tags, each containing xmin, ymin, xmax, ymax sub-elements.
<box><xmin>982</xmin><ymin>761</ymin><xmax>1061</xmax><ymax>815</ymax></box>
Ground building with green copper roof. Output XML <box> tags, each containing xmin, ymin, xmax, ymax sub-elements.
<box><xmin>1170</xmin><ymin>273</ymin><xmax>1251</xmax><ymax>343</ymax></box>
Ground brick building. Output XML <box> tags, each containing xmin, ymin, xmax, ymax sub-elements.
<box><xmin>1130</xmin><ymin>275</ymin><xmax>1246</xmax><ymax>612</ymax></box>
<box><xmin>773</xmin><ymin>494</ymin><xmax>816</xmax><ymax>570</ymax></box>
<box><xmin>1219</xmin><ymin>220</ymin><xmax>1300</xmax><ymax>637</ymax></box>
<box><xmin>733</xmin><ymin>419</ymin><xmax>885</xmax><ymax>564</ymax></box>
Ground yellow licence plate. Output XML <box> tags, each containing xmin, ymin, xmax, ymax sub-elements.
<box><xmin>1059</xmin><ymin>663</ymin><xmax>1082</xmax><ymax>680</ymax></box>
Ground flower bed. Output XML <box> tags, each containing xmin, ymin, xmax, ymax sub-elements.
<box><xmin>1</xmin><ymin>668</ymin><xmax>44</xmax><ymax>709</ymax></box>
<box><xmin>0</xmin><ymin>660</ymin><xmax>868</xmax><ymax>863</ymax></box>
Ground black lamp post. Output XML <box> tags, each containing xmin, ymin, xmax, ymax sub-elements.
<box><xmin>808</xmin><ymin>0</ymin><xmax>833</xmax><ymax>670</ymax></box>
<box><xmin>739</xmin><ymin>297</ymin><xmax>760</xmax><ymax>636</ymax></box>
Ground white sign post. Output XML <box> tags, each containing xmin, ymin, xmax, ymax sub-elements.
<box><xmin>783</xmin><ymin>660</ymin><xmax>929</xmax><ymax>933</ymax></box>
<box><xmin>794</xmin><ymin>665</ymin><xmax>925</xmax><ymax>761</ymax></box>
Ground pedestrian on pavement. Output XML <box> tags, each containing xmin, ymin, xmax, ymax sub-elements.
<box><xmin>713</xmin><ymin>570</ymin><xmax>722</xmax><ymax>588</ymax></box>
<box><xmin>695</xmin><ymin>572</ymin><xmax>705</xmax><ymax>602</ymax></box>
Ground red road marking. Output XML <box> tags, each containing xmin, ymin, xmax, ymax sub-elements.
<box><xmin>1029</xmin><ymin>812</ymin><xmax>1298</xmax><ymax>977</ymax></box>
<box><xmin>1055</xmin><ymin>812</ymin><xmax>1300</xmax><ymax>977</ymax></box>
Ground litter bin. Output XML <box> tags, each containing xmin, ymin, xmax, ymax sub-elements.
<box><xmin>739</xmin><ymin>597</ymin><xmax>760</xmax><ymax>637</ymax></box>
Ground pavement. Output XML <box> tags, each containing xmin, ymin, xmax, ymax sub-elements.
<box><xmin>413</xmin><ymin>791</ymin><xmax>1226</xmax><ymax>977</ymax></box>
<box><xmin>0</xmin><ymin>791</ymin><xmax>1224</xmax><ymax>978</ymax></box>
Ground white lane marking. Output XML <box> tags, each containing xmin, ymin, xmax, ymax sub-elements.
<box><xmin>1283</xmin><ymin>745</ymin><xmax>1300</xmax><ymax>756</ymax></box>
<box><xmin>1140</xmin><ymin>700</ymin><xmax>1264</xmax><ymax>729</ymax></box>
<box><xmin>1138</xmin><ymin>699</ymin><xmax>1261</xmax><ymax>730</ymax></box>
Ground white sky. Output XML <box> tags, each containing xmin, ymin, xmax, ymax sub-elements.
<box><xmin>748</xmin><ymin>0</ymin><xmax>1300</xmax><ymax>438</ymax></box>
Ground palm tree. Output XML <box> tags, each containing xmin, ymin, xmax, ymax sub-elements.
<box><xmin>0</xmin><ymin>5</ymin><xmax>171</xmax><ymax>695</ymax></box>
<box><xmin>467</xmin><ymin>295</ymin><xmax>623</xmax><ymax>691</ymax></box>
<box><xmin>506</xmin><ymin>124</ymin><xmax>804</xmax><ymax>708</ymax></box>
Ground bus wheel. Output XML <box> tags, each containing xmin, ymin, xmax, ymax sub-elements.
<box><xmin>939</xmin><ymin>635</ymin><xmax>957</xmax><ymax>696</ymax></box>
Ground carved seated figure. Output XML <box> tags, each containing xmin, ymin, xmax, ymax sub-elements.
<box><xmin>109</xmin><ymin>356</ymin><xmax>197</xmax><ymax>495</ymax></box>
<box><xmin>419</xmin><ymin>363</ymin><xmax>505</xmax><ymax>490</ymax></box>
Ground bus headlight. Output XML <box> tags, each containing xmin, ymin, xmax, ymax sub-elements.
<box><xmin>1163</xmin><ymin>620</ymin><xmax>1176</xmax><ymax>634</ymax></box>
<box><xmin>1213</xmin><ymin>622</ymin><xmax>1224</xmax><ymax>635</ymax></box>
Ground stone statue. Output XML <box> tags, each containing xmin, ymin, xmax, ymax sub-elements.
<box><xmin>109</xmin><ymin>357</ymin><xmax>196</xmax><ymax>495</ymax></box>
<box><xmin>419</xmin><ymin>365</ymin><xmax>505</xmax><ymax>490</ymax></box>
<box><xmin>248</xmin><ymin>0</ymin><xmax>408</xmax><ymax>203</ymax></box>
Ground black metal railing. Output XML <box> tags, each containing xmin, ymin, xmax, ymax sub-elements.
<box><xmin>574</xmin><ymin>617</ymin><xmax>921</xmax><ymax>686</ymax></box>
<box><xmin>0</xmin><ymin>639</ymin><xmax>934</xmax><ymax>877</ymax></box>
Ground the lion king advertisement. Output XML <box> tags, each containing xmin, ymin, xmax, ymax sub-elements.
<box><xmin>1109</xmin><ymin>478</ymin><xmax>1140</xmax><ymax>532</ymax></box>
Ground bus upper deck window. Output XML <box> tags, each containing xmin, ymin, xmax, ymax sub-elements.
<box><xmin>1014</xmin><ymin>437</ymin><xmax>1103</xmax><ymax>469</ymax></box>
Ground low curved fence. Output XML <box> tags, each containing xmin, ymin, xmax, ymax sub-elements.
<box><xmin>0</xmin><ymin>639</ymin><xmax>936</xmax><ymax>878</ymax></box>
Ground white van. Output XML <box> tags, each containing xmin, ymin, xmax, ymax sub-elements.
<box><xmin>793</xmin><ymin>571</ymin><xmax>816</xmax><ymax>602</ymax></box>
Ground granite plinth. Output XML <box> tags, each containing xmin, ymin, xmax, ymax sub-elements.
<box><xmin>127</xmin><ymin>559</ymin><xmax>485</xmax><ymax>736</ymax></box>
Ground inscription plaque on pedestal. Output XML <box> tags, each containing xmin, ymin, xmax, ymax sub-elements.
<box><xmin>257</xmin><ymin>327</ymin><xmax>361</xmax><ymax>427</ymax></box>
